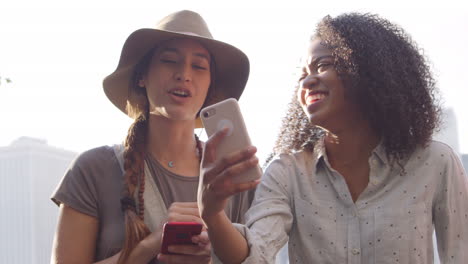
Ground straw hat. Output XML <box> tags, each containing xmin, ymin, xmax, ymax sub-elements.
<box><xmin>103</xmin><ymin>10</ymin><xmax>250</xmax><ymax>127</ymax></box>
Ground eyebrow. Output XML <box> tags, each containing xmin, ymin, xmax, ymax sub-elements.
<box><xmin>308</xmin><ymin>55</ymin><xmax>334</xmax><ymax>66</ymax></box>
<box><xmin>160</xmin><ymin>47</ymin><xmax>211</xmax><ymax>62</ymax></box>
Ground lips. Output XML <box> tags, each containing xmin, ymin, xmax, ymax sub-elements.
<box><xmin>168</xmin><ymin>88</ymin><xmax>191</xmax><ymax>98</ymax></box>
<box><xmin>305</xmin><ymin>92</ymin><xmax>327</xmax><ymax>105</ymax></box>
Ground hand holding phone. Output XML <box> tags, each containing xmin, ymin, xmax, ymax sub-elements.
<box><xmin>200</xmin><ymin>98</ymin><xmax>262</xmax><ymax>183</ymax></box>
<box><xmin>160</xmin><ymin>222</ymin><xmax>203</xmax><ymax>255</ymax></box>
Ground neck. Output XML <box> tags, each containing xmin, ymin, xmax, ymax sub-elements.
<box><xmin>324</xmin><ymin>118</ymin><xmax>380</xmax><ymax>168</ymax></box>
<box><xmin>146</xmin><ymin>114</ymin><xmax>200</xmax><ymax>175</ymax></box>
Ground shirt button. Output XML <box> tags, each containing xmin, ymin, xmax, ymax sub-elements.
<box><xmin>352</xmin><ymin>248</ymin><xmax>360</xmax><ymax>255</ymax></box>
<box><xmin>372</xmin><ymin>158</ymin><xmax>378</xmax><ymax>165</ymax></box>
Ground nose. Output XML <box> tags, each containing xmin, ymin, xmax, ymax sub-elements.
<box><xmin>174</xmin><ymin>62</ymin><xmax>192</xmax><ymax>82</ymax></box>
<box><xmin>301</xmin><ymin>74</ymin><xmax>318</xmax><ymax>90</ymax></box>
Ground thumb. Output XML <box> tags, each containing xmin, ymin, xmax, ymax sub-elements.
<box><xmin>202</xmin><ymin>127</ymin><xmax>229</xmax><ymax>165</ymax></box>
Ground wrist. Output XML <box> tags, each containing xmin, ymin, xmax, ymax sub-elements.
<box><xmin>202</xmin><ymin>210</ymin><xmax>227</xmax><ymax>228</ymax></box>
<box><xmin>128</xmin><ymin>231</ymin><xmax>161</xmax><ymax>263</ymax></box>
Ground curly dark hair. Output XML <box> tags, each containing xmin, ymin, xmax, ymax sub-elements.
<box><xmin>266</xmin><ymin>12</ymin><xmax>441</xmax><ymax>165</ymax></box>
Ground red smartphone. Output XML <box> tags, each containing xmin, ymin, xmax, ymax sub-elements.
<box><xmin>160</xmin><ymin>222</ymin><xmax>203</xmax><ymax>255</ymax></box>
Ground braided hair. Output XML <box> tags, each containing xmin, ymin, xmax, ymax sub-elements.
<box><xmin>118</xmin><ymin>44</ymin><xmax>210</xmax><ymax>263</ymax></box>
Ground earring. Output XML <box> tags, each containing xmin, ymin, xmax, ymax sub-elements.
<box><xmin>138</xmin><ymin>79</ymin><xmax>145</xmax><ymax>88</ymax></box>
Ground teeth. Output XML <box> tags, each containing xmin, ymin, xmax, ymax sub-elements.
<box><xmin>171</xmin><ymin>90</ymin><xmax>189</xmax><ymax>97</ymax></box>
<box><xmin>306</xmin><ymin>93</ymin><xmax>326</xmax><ymax>103</ymax></box>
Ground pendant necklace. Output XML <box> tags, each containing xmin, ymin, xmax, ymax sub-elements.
<box><xmin>164</xmin><ymin>134</ymin><xmax>202</xmax><ymax>169</ymax></box>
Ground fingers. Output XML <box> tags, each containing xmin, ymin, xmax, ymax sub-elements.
<box><xmin>192</xmin><ymin>231</ymin><xmax>210</xmax><ymax>246</ymax></box>
<box><xmin>211</xmin><ymin>179</ymin><xmax>260</xmax><ymax>198</ymax></box>
<box><xmin>157</xmin><ymin>253</ymin><xmax>211</xmax><ymax>264</ymax></box>
<box><xmin>157</xmin><ymin>243</ymin><xmax>211</xmax><ymax>264</ymax></box>
<box><xmin>167</xmin><ymin>214</ymin><xmax>203</xmax><ymax>224</ymax></box>
<box><xmin>167</xmin><ymin>202</ymin><xmax>202</xmax><ymax>223</ymax></box>
<box><xmin>170</xmin><ymin>202</ymin><xmax>198</xmax><ymax>209</ymax></box>
<box><xmin>203</xmin><ymin>146</ymin><xmax>258</xmax><ymax>184</ymax></box>
<box><xmin>203</xmin><ymin>127</ymin><xmax>229</xmax><ymax>164</ymax></box>
<box><xmin>217</xmin><ymin>155</ymin><xmax>259</xmax><ymax>184</ymax></box>
<box><xmin>206</xmin><ymin>154</ymin><xmax>259</xmax><ymax>194</ymax></box>
<box><xmin>167</xmin><ymin>243</ymin><xmax>210</xmax><ymax>256</ymax></box>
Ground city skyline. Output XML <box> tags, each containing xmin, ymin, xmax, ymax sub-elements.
<box><xmin>0</xmin><ymin>137</ymin><xmax>77</xmax><ymax>264</ymax></box>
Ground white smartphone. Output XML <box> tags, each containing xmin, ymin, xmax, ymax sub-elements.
<box><xmin>200</xmin><ymin>98</ymin><xmax>262</xmax><ymax>184</ymax></box>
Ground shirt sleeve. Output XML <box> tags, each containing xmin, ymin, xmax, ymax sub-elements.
<box><xmin>433</xmin><ymin>146</ymin><xmax>468</xmax><ymax>263</ymax></box>
<box><xmin>50</xmin><ymin>148</ymin><xmax>101</xmax><ymax>218</ymax></box>
<box><xmin>234</xmin><ymin>154</ymin><xmax>295</xmax><ymax>263</ymax></box>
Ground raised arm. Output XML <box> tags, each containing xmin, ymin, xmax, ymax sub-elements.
<box><xmin>198</xmin><ymin>128</ymin><xmax>260</xmax><ymax>263</ymax></box>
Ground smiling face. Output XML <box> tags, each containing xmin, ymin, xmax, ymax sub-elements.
<box><xmin>297</xmin><ymin>38</ymin><xmax>360</xmax><ymax>132</ymax></box>
<box><xmin>140</xmin><ymin>38</ymin><xmax>211</xmax><ymax>122</ymax></box>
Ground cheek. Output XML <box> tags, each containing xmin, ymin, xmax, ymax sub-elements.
<box><xmin>197</xmin><ymin>75</ymin><xmax>211</xmax><ymax>96</ymax></box>
<box><xmin>297</xmin><ymin>88</ymin><xmax>306</xmax><ymax>106</ymax></box>
<box><xmin>204</xmin><ymin>74</ymin><xmax>211</xmax><ymax>89</ymax></box>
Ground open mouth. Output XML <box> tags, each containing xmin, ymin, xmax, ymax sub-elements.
<box><xmin>169</xmin><ymin>89</ymin><xmax>191</xmax><ymax>98</ymax></box>
<box><xmin>306</xmin><ymin>92</ymin><xmax>327</xmax><ymax>105</ymax></box>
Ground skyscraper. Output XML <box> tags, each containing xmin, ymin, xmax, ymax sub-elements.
<box><xmin>0</xmin><ymin>137</ymin><xmax>76</xmax><ymax>264</ymax></box>
<box><xmin>434</xmin><ymin>108</ymin><xmax>460</xmax><ymax>155</ymax></box>
<box><xmin>462</xmin><ymin>154</ymin><xmax>468</xmax><ymax>174</ymax></box>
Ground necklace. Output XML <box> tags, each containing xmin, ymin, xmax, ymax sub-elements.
<box><xmin>165</xmin><ymin>134</ymin><xmax>202</xmax><ymax>169</ymax></box>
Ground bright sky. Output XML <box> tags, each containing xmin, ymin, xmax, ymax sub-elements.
<box><xmin>1</xmin><ymin>0</ymin><xmax>467</xmax><ymax>163</ymax></box>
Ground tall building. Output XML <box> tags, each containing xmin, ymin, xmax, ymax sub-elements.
<box><xmin>0</xmin><ymin>137</ymin><xmax>76</xmax><ymax>264</ymax></box>
<box><xmin>434</xmin><ymin>108</ymin><xmax>460</xmax><ymax>155</ymax></box>
<box><xmin>462</xmin><ymin>154</ymin><xmax>468</xmax><ymax>174</ymax></box>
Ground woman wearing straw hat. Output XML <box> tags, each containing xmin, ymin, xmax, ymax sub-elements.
<box><xmin>50</xmin><ymin>10</ymin><xmax>255</xmax><ymax>264</ymax></box>
<box><xmin>198</xmin><ymin>13</ymin><xmax>468</xmax><ymax>263</ymax></box>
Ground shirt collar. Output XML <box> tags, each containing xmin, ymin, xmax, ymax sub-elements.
<box><xmin>312</xmin><ymin>137</ymin><xmax>327</xmax><ymax>173</ymax></box>
<box><xmin>311</xmin><ymin>137</ymin><xmax>390</xmax><ymax>172</ymax></box>
<box><xmin>371</xmin><ymin>140</ymin><xmax>389</xmax><ymax>166</ymax></box>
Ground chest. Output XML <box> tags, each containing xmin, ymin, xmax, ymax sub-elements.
<box><xmin>335</xmin><ymin>164</ymin><xmax>370</xmax><ymax>202</ymax></box>
<box><xmin>288</xmin><ymin>160</ymin><xmax>439</xmax><ymax>263</ymax></box>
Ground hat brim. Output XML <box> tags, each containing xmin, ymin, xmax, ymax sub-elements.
<box><xmin>103</xmin><ymin>28</ymin><xmax>250</xmax><ymax>128</ymax></box>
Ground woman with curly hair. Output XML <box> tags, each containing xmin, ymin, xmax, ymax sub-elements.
<box><xmin>50</xmin><ymin>10</ymin><xmax>254</xmax><ymax>264</ymax></box>
<box><xmin>198</xmin><ymin>13</ymin><xmax>468</xmax><ymax>263</ymax></box>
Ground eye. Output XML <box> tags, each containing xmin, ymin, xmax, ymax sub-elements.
<box><xmin>192</xmin><ymin>58</ymin><xmax>209</xmax><ymax>71</ymax></box>
<box><xmin>192</xmin><ymin>64</ymin><xmax>208</xmax><ymax>70</ymax></box>
<box><xmin>160</xmin><ymin>59</ymin><xmax>177</xmax><ymax>64</ymax></box>
<box><xmin>317</xmin><ymin>62</ymin><xmax>332</xmax><ymax>73</ymax></box>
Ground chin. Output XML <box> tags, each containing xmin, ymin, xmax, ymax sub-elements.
<box><xmin>307</xmin><ymin>114</ymin><xmax>330</xmax><ymax>130</ymax></box>
<box><xmin>306</xmin><ymin>112</ymin><xmax>321</xmax><ymax>124</ymax></box>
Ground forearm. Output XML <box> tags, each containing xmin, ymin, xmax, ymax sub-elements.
<box><xmin>128</xmin><ymin>239</ymin><xmax>159</xmax><ymax>264</ymax></box>
<box><xmin>205</xmin><ymin>212</ymin><xmax>249</xmax><ymax>264</ymax></box>
<box><xmin>93</xmin><ymin>252</ymin><xmax>120</xmax><ymax>264</ymax></box>
<box><xmin>93</xmin><ymin>233</ymin><xmax>160</xmax><ymax>264</ymax></box>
